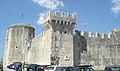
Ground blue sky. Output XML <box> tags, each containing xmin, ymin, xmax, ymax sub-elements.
<box><xmin>0</xmin><ymin>0</ymin><xmax>120</xmax><ymax>59</ymax></box>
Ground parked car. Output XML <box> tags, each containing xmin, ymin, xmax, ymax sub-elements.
<box><xmin>7</xmin><ymin>62</ymin><xmax>22</xmax><ymax>70</ymax></box>
<box><xmin>45</xmin><ymin>65</ymin><xmax>95</xmax><ymax>71</ymax></box>
<box><xmin>104</xmin><ymin>66</ymin><xmax>120</xmax><ymax>71</ymax></box>
<box><xmin>45</xmin><ymin>66</ymin><xmax>79</xmax><ymax>71</ymax></box>
<box><xmin>45</xmin><ymin>66</ymin><xmax>57</xmax><ymax>71</ymax></box>
<box><xmin>25</xmin><ymin>64</ymin><xmax>48</xmax><ymax>71</ymax></box>
<box><xmin>65</xmin><ymin>67</ymin><xmax>79</xmax><ymax>71</ymax></box>
<box><xmin>76</xmin><ymin>65</ymin><xmax>95</xmax><ymax>71</ymax></box>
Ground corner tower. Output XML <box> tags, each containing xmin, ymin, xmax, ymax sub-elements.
<box><xmin>4</xmin><ymin>24</ymin><xmax>35</xmax><ymax>71</ymax></box>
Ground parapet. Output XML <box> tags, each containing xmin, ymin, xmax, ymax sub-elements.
<box><xmin>88</xmin><ymin>32</ymin><xmax>94</xmax><ymax>37</ymax></box>
<box><xmin>101</xmin><ymin>33</ymin><xmax>112</xmax><ymax>39</ymax></box>
<box><xmin>88</xmin><ymin>32</ymin><xmax>102</xmax><ymax>38</ymax></box>
<box><xmin>75</xmin><ymin>30</ymin><xmax>81</xmax><ymax>36</ymax></box>
<box><xmin>79</xmin><ymin>31</ymin><xmax>112</xmax><ymax>39</ymax></box>
<box><xmin>41</xmin><ymin>10</ymin><xmax>76</xmax><ymax>25</ymax></box>
<box><xmin>107</xmin><ymin>33</ymin><xmax>112</xmax><ymax>39</ymax></box>
<box><xmin>8</xmin><ymin>23</ymin><xmax>35</xmax><ymax>29</ymax></box>
<box><xmin>81</xmin><ymin>31</ymin><xmax>88</xmax><ymax>37</ymax></box>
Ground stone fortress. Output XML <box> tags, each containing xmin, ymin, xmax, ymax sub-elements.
<box><xmin>3</xmin><ymin>10</ymin><xmax>120</xmax><ymax>71</ymax></box>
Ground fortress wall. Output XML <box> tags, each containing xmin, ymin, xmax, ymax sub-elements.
<box><xmin>50</xmin><ymin>31</ymin><xmax>62</xmax><ymax>65</ymax></box>
<box><xmin>50</xmin><ymin>25</ymin><xmax>77</xmax><ymax>66</ymax></box>
<box><xmin>73</xmin><ymin>30</ymin><xmax>83</xmax><ymax>65</ymax></box>
<box><xmin>79</xmin><ymin>29</ymin><xmax>120</xmax><ymax>69</ymax></box>
<box><xmin>30</xmin><ymin>29</ymin><xmax>52</xmax><ymax>65</ymax></box>
<box><xmin>58</xmin><ymin>33</ymin><xmax>75</xmax><ymax>66</ymax></box>
<box><xmin>80</xmin><ymin>31</ymin><xmax>113</xmax><ymax>39</ymax></box>
<box><xmin>28</xmin><ymin>10</ymin><xmax>77</xmax><ymax>66</ymax></box>
<box><xmin>29</xmin><ymin>27</ymin><xmax>77</xmax><ymax>66</ymax></box>
<box><xmin>73</xmin><ymin>36</ymin><xmax>80</xmax><ymax>65</ymax></box>
<box><xmin>4</xmin><ymin>10</ymin><xmax>120</xmax><ymax>70</ymax></box>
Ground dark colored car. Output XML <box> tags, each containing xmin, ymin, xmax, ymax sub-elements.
<box><xmin>104</xmin><ymin>66</ymin><xmax>120</xmax><ymax>71</ymax></box>
<box><xmin>66</xmin><ymin>67</ymin><xmax>80</xmax><ymax>71</ymax></box>
<box><xmin>76</xmin><ymin>65</ymin><xmax>95</xmax><ymax>71</ymax></box>
<box><xmin>45</xmin><ymin>66</ymin><xmax>94</xmax><ymax>71</ymax></box>
<box><xmin>7</xmin><ymin>62</ymin><xmax>22</xmax><ymax>70</ymax></box>
<box><xmin>45</xmin><ymin>66</ymin><xmax>79</xmax><ymax>71</ymax></box>
<box><xmin>55</xmin><ymin>67</ymin><xmax>68</xmax><ymax>71</ymax></box>
<box><xmin>25</xmin><ymin>64</ymin><xmax>47</xmax><ymax>71</ymax></box>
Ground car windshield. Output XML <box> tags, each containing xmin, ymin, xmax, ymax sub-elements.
<box><xmin>56</xmin><ymin>67</ymin><xmax>67</xmax><ymax>71</ymax></box>
<box><xmin>46</xmin><ymin>67</ymin><xmax>54</xmax><ymax>70</ymax></box>
<box><xmin>105</xmin><ymin>67</ymin><xmax>120</xmax><ymax>71</ymax></box>
<box><xmin>78</xmin><ymin>68</ymin><xmax>94</xmax><ymax>71</ymax></box>
<box><xmin>61</xmin><ymin>67</ymin><xmax>79</xmax><ymax>71</ymax></box>
<box><xmin>111</xmin><ymin>68</ymin><xmax>120</xmax><ymax>71</ymax></box>
<box><xmin>27</xmin><ymin>68</ymin><xmax>35</xmax><ymax>71</ymax></box>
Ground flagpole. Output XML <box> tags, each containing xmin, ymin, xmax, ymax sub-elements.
<box><xmin>21</xmin><ymin>12</ymin><xmax>23</xmax><ymax>22</ymax></box>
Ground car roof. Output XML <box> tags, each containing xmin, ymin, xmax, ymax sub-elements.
<box><xmin>106</xmin><ymin>66</ymin><xmax>120</xmax><ymax>68</ymax></box>
<box><xmin>13</xmin><ymin>62</ymin><xmax>22</xmax><ymax>63</ymax></box>
<box><xmin>76</xmin><ymin>65</ymin><xmax>93</xmax><ymax>67</ymax></box>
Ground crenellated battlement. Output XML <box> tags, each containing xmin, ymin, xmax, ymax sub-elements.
<box><xmin>75</xmin><ymin>30</ymin><xmax>113</xmax><ymax>39</ymax></box>
<box><xmin>4</xmin><ymin>8</ymin><xmax>120</xmax><ymax>71</ymax></box>
<box><xmin>41</xmin><ymin>10</ymin><xmax>76</xmax><ymax>25</ymax></box>
<box><xmin>80</xmin><ymin>31</ymin><xmax>88</xmax><ymax>37</ymax></box>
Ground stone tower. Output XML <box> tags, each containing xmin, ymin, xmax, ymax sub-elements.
<box><xmin>4</xmin><ymin>24</ymin><xmax>35</xmax><ymax>71</ymax></box>
<box><xmin>29</xmin><ymin>10</ymin><xmax>80</xmax><ymax>66</ymax></box>
<box><xmin>3</xmin><ymin>10</ymin><xmax>120</xmax><ymax>70</ymax></box>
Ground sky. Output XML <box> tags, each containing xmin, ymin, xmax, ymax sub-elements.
<box><xmin>0</xmin><ymin>0</ymin><xmax>120</xmax><ymax>59</ymax></box>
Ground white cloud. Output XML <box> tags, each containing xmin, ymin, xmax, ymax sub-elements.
<box><xmin>37</xmin><ymin>13</ymin><xmax>45</xmax><ymax>25</ymax></box>
<box><xmin>32</xmin><ymin>0</ymin><xmax>64</xmax><ymax>24</ymax></box>
<box><xmin>32</xmin><ymin>0</ymin><xmax>64</xmax><ymax>10</ymax></box>
<box><xmin>111</xmin><ymin>0</ymin><xmax>120</xmax><ymax>17</ymax></box>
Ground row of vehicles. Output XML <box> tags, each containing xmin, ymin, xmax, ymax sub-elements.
<box><xmin>7</xmin><ymin>62</ymin><xmax>95</xmax><ymax>71</ymax></box>
<box><xmin>45</xmin><ymin>65</ymin><xmax>95</xmax><ymax>71</ymax></box>
<box><xmin>7</xmin><ymin>62</ymin><xmax>120</xmax><ymax>71</ymax></box>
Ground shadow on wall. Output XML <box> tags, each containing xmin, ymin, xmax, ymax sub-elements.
<box><xmin>75</xmin><ymin>30</ymin><xmax>87</xmax><ymax>53</ymax></box>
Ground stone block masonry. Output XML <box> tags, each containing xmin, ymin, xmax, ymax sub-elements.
<box><xmin>3</xmin><ymin>10</ymin><xmax>120</xmax><ymax>71</ymax></box>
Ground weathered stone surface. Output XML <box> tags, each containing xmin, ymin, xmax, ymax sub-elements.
<box><xmin>3</xmin><ymin>10</ymin><xmax>120</xmax><ymax>71</ymax></box>
<box><xmin>4</xmin><ymin>24</ymin><xmax>35</xmax><ymax>71</ymax></box>
<box><xmin>79</xmin><ymin>28</ymin><xmax>120</xmax><ymax>69</ymax></box>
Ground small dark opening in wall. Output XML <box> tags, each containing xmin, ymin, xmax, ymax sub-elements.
<box><xmin>28</xmin><ymin>47</ymin><xmax>29</xmax><ymax>50</ymax></box>
<box><xmin>29</xmin><ymin>33</ymin><xmax>31</xmax><ymax>36</ymax></box>
<box><xmin>64</xmin><ymin>31</ymin><xmax>67</xmax><ymax>34</ymax></box>
<box><xmin>16</xmin><ymin>46</ymin><xmax>17</xmax><ymax>48</ymax></box>
<box><xmin>64</xmin><ymin>21</ymin><xmax>67</xmax><ymax>24</ymax></box>
<box><xmin>57</xmin><ymin>20</ymin><xmax>60</xmax><ymax>23</ymax></box>
<box><xmin>61</xmin><ymin>20</ymin><xmax>63</xmax><ymax>24</ymax></box>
